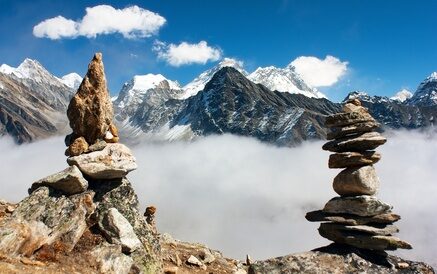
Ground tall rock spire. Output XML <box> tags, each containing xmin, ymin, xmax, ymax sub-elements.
<box><xmin>66</xmin><ymin>53</ymin><xmax>118</xmax><ymax>148</ymax></box>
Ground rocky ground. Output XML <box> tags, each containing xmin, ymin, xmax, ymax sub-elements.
<box><xmin>1</xmin><ymin>201</ymin><xmax>434</xmax><ymax>274</ymax></box>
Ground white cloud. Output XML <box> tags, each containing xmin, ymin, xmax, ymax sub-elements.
<box><xmin>290</xmin><ymin>55</ymin><xmax>348</xmax><ymax>87</ymax></box>
<box><xmin>0</xmin><ymin>130</ymin><xmax>436</xmax><ymax>267</ymax></box>
<box><xmin>33</xmin><ymin>5</ymin><xmax>166</xmax><ymax>39</ymax></box>
<box><xmin>33</xmin><ymin>16</ymin><xmax>78</xmax><ymax>39</ymax></box>
<box><xmin>154</xmin><ymin>40</ymin><xmax>222</xmax><ymax>66</ymax></box>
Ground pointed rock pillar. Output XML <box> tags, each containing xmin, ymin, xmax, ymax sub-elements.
<box><xmin>66</xmin><ymin>53</ymin><xmax>119</xmax><ymax>149</ymax></box>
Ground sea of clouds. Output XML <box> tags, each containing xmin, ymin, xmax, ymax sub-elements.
<box><xmin>0</xmin><ymin>130</ymin><xmax>436</xmax><ymax>266</ymax></box>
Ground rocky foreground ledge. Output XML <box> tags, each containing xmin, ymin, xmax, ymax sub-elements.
<box><xmin>0</xmin><ymin>199</ymin><xmax>434</xmax><ymax>274</ymax></box>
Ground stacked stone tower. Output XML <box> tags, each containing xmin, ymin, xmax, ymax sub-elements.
<box><xmin>306</xmin><ymin>99</ymin><xmax>412</xmax><ymax>251</ymax></box>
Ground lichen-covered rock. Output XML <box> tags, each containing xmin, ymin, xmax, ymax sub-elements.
<box><xmin>68</xmin><ymin>137</ymin><xmax>89</xmax><ymax>156</ymax></box>
<box><xmin>0</xmin><ymin>219</ymin><xmax>50</xmax><ymax>257</ymax></box>
<box><xmin>98</xmin><ymin>207</ymin><xmax>142</xmax><ymax>253</ymax></box>
<box><xmin>90</xmin><ymin>244</ymin><xmax>133</xmax><ymax>274</ymax></box>
<box><xmin>249</xmin><ymin>244</ymin><xmax>431</xmax><ymax>274</ymax></box>
<box><xmin>29</xmin><ymin>166</ymin><xmax>88</xmax><ymax>195</ymax></box>
<box><xmin>0</xmin><ymin>187</ymin><xmax>95</xmax><ymax>256</ymax></box>
<box><xmin>333</xmin><ymin>165</ymin><xmax>380</xmax><ymax>196</ymax></box>
<box><xmin>67</xmin><ymin>143</ymin><xmax>137</xmax><ymax>179</ymax></box>
<box><xmin>66</xmin><ymin>53</ymin><xmax>115</xmax><ymax>145</ymax></box>
<box><xmin>88</xmin><ymin>139</ymin><xmax>107</xmax><ymax>152</ymax></box>
<box><xmin>322</xmin><ymin>132</ymin><xmax>387</xmax><ymax>152</ymax></box>
<box><xmin>305</xmin><ymin>210</ymin><xmax>401</xmax><ymax>226</ymax></box>
<box><xmin>323</xmin><ymin>195</ymin><xmax>392</xmax><ymax>217</ymax></box>
<box><xmin>93</xmin><ymin>178</ymin><xmax>162</xmax><ymax>273</ymax></box>
<box><xmin>329</xmin><ymin>151</ymin><xmax>381</xmax><ymax>168</ymax></box>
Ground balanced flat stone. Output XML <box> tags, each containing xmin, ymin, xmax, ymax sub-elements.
<box><xmin>322</xmin><ymin>132</ymin><xmax>387</xmax><ymax>153</ymax></box>
<box><xmin>98</xmin><ymin>208</ymin><xmax>142</xmax><ymax>253</ymax></box>
<box><xmin>327</xmin><ymin>121</ymin><xmax>380</xmax><ymax>140</ymax></box>
<box><xmin>323</xmin><ymin>195</ymin><xmax>392</xmax><ymax>217</ymax></box>
<box><xmin>67</xmin><ymin>143</ymin><xmax>137</xmax><ymax>179</ymax></box>
<box><xmin>67</xmin><ymin>53</ymin><xmax>117</xmax><ymax>145</ymax></box>
<box><xmin>319</xmin><ymin>223</ymin><xmax>399</xmax><ymax>236</ymax></box>
<box><xmin>305</xmin><ymin>210</ymin><xmax>401</xmax><ymax>225</ymax></box>
<box><xmin>333</xmin><ymin>165</ymin><xmax>380</xmax><ymax>196</ymax></box>
<box><xmin>318</xmin><ymin>224</ymin><xmax>412</xmax><ymax>250</ymax></box>
<box><xmin>329</xmin><ymin>151</ymin><xmax>381</xmax><ymax>168</ymax></box>
<box><xmin>325</xmin><ymin>110</ymin><xmax>375</xmax><ymax>128</ymax></box>
<box><xmin>29</xmin><ymin>165</ymin><xmax>88</xmax><ymax>195</ymax></box>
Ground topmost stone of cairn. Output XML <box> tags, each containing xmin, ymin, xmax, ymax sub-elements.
<box><xmin>67</xmin><ymin>53</ymin><xmax>118</xmax><ymax>146</ymax></box>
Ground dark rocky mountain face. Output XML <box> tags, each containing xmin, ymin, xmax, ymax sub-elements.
<box><xmin>345</xmin><ymin>92</ymin><xmax>436</xmax><ymax>130</ymax></box>
<box><xmin>169</xmin><ymin>67</ymin><xmax>339</xmax><ymax>145</ymax></box>
<box><xmin>0</xmin><ymin>73</ymin><xmax>73</xmax><ymax>143</ymax></box>
<box><xmin>407</xmin><ymin>72</ymin><xmax>437</xmax><ymax>107</ymax></box>
<box><xmin>116</xmin><ymin>68</ymin><xmax>436</xmax><ymax>147</ymax></box>
<box><xmin>1</xmin><ymin>59</ymin><xmax>436</xmax><ymax>146</ymax></box>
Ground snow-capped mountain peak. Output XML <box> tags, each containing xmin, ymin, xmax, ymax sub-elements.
<box><xmin>390</xmin><ymin>89</ymin><xmax>412</xmax><ymax>102</ymax></box>
<box><xmin>248</xmin><ymin>64</ymin><xmax>326</xmax><ymax>98</ymax></box>
<box><xmin>60</xmin><ymin>73</ymin><xmax>82</xmax><ymax>90</ymax></box>
<box><xmin>130</xmin><ymin>74</ymin><xmax>181</xmax><ymax>91</ymax></box>
<box><xmin>181</xmin><ymin>58</ymin><xmax>247</xmax><ymax>99</ymax></box>
<box><xmin>407</xmin><ymin>71</ymin><xmax>437</xmax><ymax>107</ymax></box>
<box><xmin>0</xmin><ymin>58</ymin><xmax>65</xmax><ymax>87</ymax></box>
<box><xmin>116</xmin><ymin>73</ymin><xmax>181</xmax><ymax>110</ymax></box>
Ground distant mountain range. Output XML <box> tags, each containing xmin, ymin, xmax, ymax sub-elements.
<box><xmin>0</xmin><ymin>58</ymin><xmax>436</xmax><ymax>145</ymax></box>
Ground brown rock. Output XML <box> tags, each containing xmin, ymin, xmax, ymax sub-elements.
<box><xmin>305</xmin><ymin>210</ymin><xmax>401</xmax><ymax>225</ymax></box>
<box><xmin>327</xmin><ymin>121</ymin><xmax>380</xmax><ymax>140</ymax></box>
<box><xmin>333</xmin><ymin>165</ymin><xmax>380</xmax><ymax>196</ymax></box>
<box><xmin>68</xmin><ymin>137</ymin><xmax>89</xmax><ymax>156</ymax></box>
<box><xmin>329</xmin><ymin>151</ymin><xmax>381</xmax><ymax>168</ymax></box>
<box><xmin>345</xmin><ymin>98</ymin><xmax>361</xmax><ymax>106</ymax></box>
<box><xmin>322</xmin><ymin>132</ymin><xmax>387</xmax><ymax>153</ymax></box>
<box><xmin>67</xmin><ymin>53</ymin><xmax>115</xmax><ymax>145</ymax></box>
<box><xmin>109</xmin><ymin>124</ymin><xmax>119</xmax><ymax>137</ymax></box>
<box><xmin>325</xmin><ymin>110</ymin><xmax>375</xmax><ymax>128</ymax></box>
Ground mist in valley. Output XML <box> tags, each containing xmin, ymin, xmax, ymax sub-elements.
<box><xmin>0</xmin><ymin>130</ymin><xmax>436</xmax><ymax>266</ymax></box>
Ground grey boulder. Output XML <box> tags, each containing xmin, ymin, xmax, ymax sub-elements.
<box><xmin>333</xmin><ymin>165</ymin><xmax>380</xmax><ymax>196</ymax></box>
<box><xmin>67</xmin><ymin>143</ymin><xmax>137</xmax><ymax>179</ymax></box>
<box><xmin>29</xmin><ymin>165</ymin><xmax>88</xmax><ymax>195</ymax></box>
<box><xmin>99</xmin><ymin>207</ymin><xmax>142</xmax><ymax>253</ymax></box>
<box><xmin>323</xmin><ymin>195</ymin><xmax>392</xmax><ymax>217</ymax></box>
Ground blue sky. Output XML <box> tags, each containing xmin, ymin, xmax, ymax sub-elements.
<box><xmin>0</xmin><ymin>0</ymin><xmax>436</xmax><ymax>101</ymax></box>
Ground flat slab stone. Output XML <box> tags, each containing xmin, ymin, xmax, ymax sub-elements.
<box><xmin>318</xmin><ymin>223</ymin><xmax>412</xmax><ymax>250</ymax></box>
<box><xmin>327</xmin><ymin>121</ymin><xmax>380</xmax><ymax>140</ymax></box>
<box><xmin>98</xmin><ymin>208</ymin><xmax>142</xmax><ymax>253</ymax></box>
<box><xmin>29</xmin><ymin>165</ymin><xmax>88</xmax><ymax>195</ymax></box>
<box><xmin>322</xmin><ymin>132</ymin><xmax>387</xmax><ymax>153</ymax></box>
<box><xmin>329</xmin><ymin>151</ymin><xmax>381</xmax><ymax>168</ymax></box>
<box><xmin>325</xmin><ymin>111</ymin><xmax>375</xmax><ymax>128</ymax></box>
<box><xmin>333</xmin><ymin>165</ymin><xmax>380</xmax><ymax>196</ymax></box>
<box><xmin>305</xmin><ymin>210</ymin><xmax>401</xmax><ymax>225</ymax></box>
<box><xmin>320</xmin><ymin>223</ymin><xmax>399</xmax><ymax>236</ymax></box>
<box><xmin>67</xmin><ymin>143</ymin><xmax>137</xmax><ymax>179</ymax></box>
<box><xmin>323</xmin><ymin>195</ymin><xmax>392</xmax><ymax>217</ymax></box>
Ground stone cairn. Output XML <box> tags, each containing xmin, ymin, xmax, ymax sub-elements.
<box><xmin>306</xmin><ymin>99</ymin><xmax>412</xmax><ymax>252</ymax></box>
<box><xmin>0</xmin><ymin>53</ymin><xmax>161</xmax><ymax>273</ymax></box>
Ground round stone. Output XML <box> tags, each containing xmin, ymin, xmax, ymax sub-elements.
<box><xmin>333</xmin><ymin>165</ymin><xmax>380</xmax><ymax>196</ymax></box>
